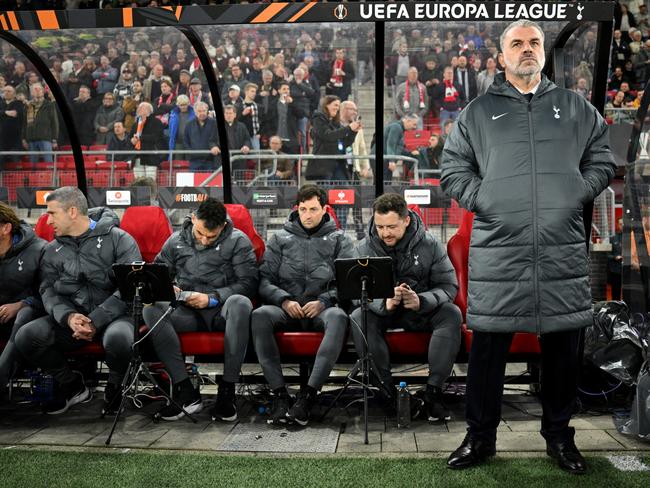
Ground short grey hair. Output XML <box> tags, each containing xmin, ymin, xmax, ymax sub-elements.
<box><xmin>194</xmin><ymin>101</ymin><xmax>209</xmax><ymax>111</ymax></box>
<box><xmin>138</xmin><ymin>101</ymin><xmax>154</xmax><ymax>116</ymax></box>
<box><xmin>402</xmin><ymin>113</ymin><xmax>419</xmax><ymax>121</ymax></box>
<box><xmin>176</xmin><ymin>94</ymin><xmax>190</xmax><ymax>106</ymax></box>
<box><xmin>500</xmin><ymin>20</ymin><xmax>545</xmax><ymax>52</ymax></box>
<box><xmin>46</xmin><ymin>186</ymin><xmax>88</xmax><ymax>215</ymax></box>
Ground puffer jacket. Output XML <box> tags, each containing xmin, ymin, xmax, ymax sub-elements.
<box><xmin>40</xmin><ymin>207</ymin><xmax>142</xmax><ymax>332</ymax></box>
<box><xmin>441</xmin><ymin>73</ymin><xmax>616</xmax><ymax>334</ymax></box>
<box><xmin>0</xmin><ymin>223</ymin><xmax>46</xmax><ymax>309</ymax></box>
<box><xmin>355</xmin><ymin>210</ymin><xmax>458</xmax><ymax>316</ymax></box>
<box><xmin>156</xmin><ymin>216</ymin><xmax>258</xmax><ymax>304</ymax></box>
<box><xmin>259</xmin><ymin>212</ymin><xmax>354</xmax><ymax>307</ymax></box>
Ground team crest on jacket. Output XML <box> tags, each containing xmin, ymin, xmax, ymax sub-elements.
<box><xmin>413</xmin><ymin>254</ymin><xmax>420</xmax><ymax>266</ymax></box>
<box><xmin>17</xmin><ymin>259</ymin><xmax>23</xmax><ymax>271</ymax></box>
<box><xmin>96</xmin><ymin>237</ymin><xmax>103</xmax><ymax>249</ymax></box>
<box><xmin>553</xmin><ymin>106</ymin><xmax>561</xmax><ymax>119</ymax></box>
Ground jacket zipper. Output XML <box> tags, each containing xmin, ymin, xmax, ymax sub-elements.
<box><xmin>527</xmin><ymin>101</ymin><xmax>541</xmax><ymax>339</ymax></box>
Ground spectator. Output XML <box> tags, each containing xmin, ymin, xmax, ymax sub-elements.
<box><xmin>454</xmin><ymin>55</ymin><xmax>478</xmax><ymax>102</ymax></box>
<box><xmin>383</xmin><ymin>113</ymin><xmax>419</xmax><ymax>182</ymax></box>
<box><xmin>431</xmin><ymin>67</ymin><xmax>465</xmax><ymax>128</ymax></box>
<box><xmin>153</xmin><ymin>78</ymin><xmax>176</xmax><ymax>126</ymax></box>
<box><xmin>223</xmin><ymin>104</ymin><xmax>251</xmax><ymax>173</ymax></box>
<box><xmin>573</xmin><ymin>78</ymin><xmax>590</xmax><ymax>99</ymax></box>
<box><xmin>622</xmin><ymin>60</ymin><xmax>637</xmax><ymax>88</ymax></box>
<box><xmin>237</xmin><ymin>83</ymin><xmax>261</xmax><ymax>151</ymax></box>
<box><xmin>22</xmin><ymin>83</ymin><xmax>58</xmax><ymax>163</ymax></box>
<box><xmin>175</xmin><ymin>69</ymin><xmax>191</xmax><ymax>97</ymax></box>
<box><xmin>290</xmin><ymin>67</ymin><xmax>315</xmax><ymax>153</ymax></box>
<box><xmin>632</xmin><ymin>90</ymin><xmax>645</xmax><ymax>109</ymax></box>
<box><xmin>223</xmin><ymin>84</ymin><xmax>243</xmax><ymax>107</ymax></box>
<box><xmin>340</xmin><ymin>100</ymin><xmax>371</xmax><ymax>240</ymax></box>
<box><xmin>222</xmin><ymin>64</ymin><xmax>248</xmax><ymax>98</ymax></box>
<box><xmin>16</xmin><ymin>71</ymin><xmax>40</xmax><ymax>100</ymax></box>
<box><xmin>188</xmin><ymin>77</ymin><xmax>212</xmax><ymax>111</ymax></box>
<box><xmin>77</xmin><ymin>57</ymin><xmax>95</xmax><ymax>94</ymax></box>
<box><xmin>0</xmin><ymin>85</ymin><xmax>25</xmax><ymax>165</ymax></box>
<box><xmin>62</xmin><ymin>59</ymin><xmax>83</xmax><ymax>102</ymax></box>
<box><xmin>325</xmin><ymin>48</ymin><xmax>354</xmax><ymax>102</ymax></box>
<box><xmin>417</xmin><ymin>133</ymin><xmax>443</xmax><ymax>172</ymax></box>
<box><xmin>248</xmin><ymin>57</ymin><xmax>264</xmax><ymax>87</ymax></box>
<box><xmin>113</xmin><ymin>66</ymin><xmax>134</xmax><ymax>104</ymax></box>
<box><xmin>93</xmin><ymin>91</ymin><xmax>124</xmax><ymax>146</ymax></box>
<box><xmin>168</xmin><ymin>94</ymin><xmax>195</xmax><ymax>160</ymax></box>
<box><xmin>395</xmin><ymin>67</ymin><xmax>429</xmax><ymax>129</ymax></box>
<box><xmin>183</xmin><ymin>101</ymin><xmax>220</xmax><ymax>171</ymax></box>
<box><xmin>611</xmin><ymin>30</ymin><xmax>631</xmax><ymax>68</ymax></box>
<box><xmin>270</xmin><ymin>81</ymin><xmax>305</xmax><ymax>155</ymax></box>
<box><xmin>71</xmin><ymin>85</ymin><xmax>97</xmax><ymax>147</ymax></box>
<box><xmin>386</xmin><ymin>42</ymin><xmax>415</xmax><ymax>88</ymax></box>
<box><xmin>420</xmin><ymin>56</ymin><xmax>443</xmax><ymax>100</ymax></box>
<box><xmin>130</xmin><ymin>101</ymin><xmax>166</xmax><ymax>176</ymax></box>
<box><xmin>92</xmin><ymin>55</ymin><xmax>118</xmax><ymax>95</ymax></box>
<box><xmin>477</xmin><ymin>57</ymin><xmax>498</xmax><ymax>96</ymax></box>
<box><xmin>619</xmin><ymin>81</ymin><xmax>636</xmax><ymax>103</ymax></box>
<box><xmin>8</xmin><ymin>61</ymin><xmax>26</xmax><ymax>88</ymax></box>
<box><xmin>267</xmin><ymin>135</ymin><xmax>295</xmax><ymax>182</ymax></box>
<box><xmin>143</xmin><ymin>64</ymin><xmax>164</xmax><ymax>103</ymax></box>
<box><xmin>637</xmin><ymin>4</ymin><xmax>649</xmax><ymax>31</ymax></box>
<box><xmin>122</xmin><ymin>79</ymin><xmax>144</xmax><ymax>133</ymax></box>
<box><xmin>300</xmin><ymin>63</ymin><xmax>321</xmax><ymax>115</ymax></box>
<box><xmin>632</xmin><ymin>39</ymin><xmax>650</xmax><ymax>87</ymax></box>
<box><xmin>256</xmin><ymin>70</ymin><xmax>278</xmax><ymax>145</ymax></box>
<box><xmin>618</xmin><ymin>4</ymin><xmax>637</xmax><ymax>42</ymax></box>
<box><xmin>107</xmin><ymin>121</ymin><xmax>133</xmax><ymax>157</ymax></box>
<box><xmin>608</xmin><ymin>66</ymin><xmax>627</xmax><ymax>91</ymax></box>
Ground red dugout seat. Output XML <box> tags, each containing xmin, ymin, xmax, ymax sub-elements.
<box><xmin>121</xmin><ymin>206</ymin><xmax>173</xmax><ymax>263</ymax></box>
<box><xmin>224</xmin><ymin>203</ymin><xmax>265</xmax><ymax>261</ymax></box>
<box><xmin>34</xmin><ymin>213</ymin><xmax>55</xmax><ymax>242</ymax></box>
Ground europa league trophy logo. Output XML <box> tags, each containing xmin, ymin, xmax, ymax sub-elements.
<box><xmin>334</xmin><ymin>4</ymin><xmax>348</xmax><ymax>20</ymax></box>
<box><xmin>577</xmin><ymin>3</ymin><xmax>584</xmax><ymax>20</ymax></box>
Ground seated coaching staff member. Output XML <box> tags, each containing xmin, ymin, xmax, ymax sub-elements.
<box><xmin>252</xmin><ymin>185</ymin><xmax>353</xmax><ymax>426</ymax></box>
<box><xmin>15</xmin><ymin>187</ymin><xmax>142</xmax><ymax>415</ymax></box>
<box><xmin>441</xmin><ymin>20</ymin><xmax>616</xmax><ymax>473</ymax></box>
<box><xmin>0</xmin><ymin>202</ymin><xmax>46</xmax><ymax>394</ymax></box>
<box><xmin>143</xmin><ymin>198</ymin><xmax>258</xmax><ymax>422</ymax></box>
<box><xmin>351</xmin><ymin>193</ymin><xmax>462</xmax><ymax>422</ymax></box>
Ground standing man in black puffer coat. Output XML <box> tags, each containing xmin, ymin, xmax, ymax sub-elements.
<box><xmin>252</xmin><ymin>185</ymin><xmax>353</xmax><ymax>427</ymax></box>
<box><xmin>351</xmin><ymin>193</ymin><xmax>462</xmax><ymax>423</ymax></box>
<box><xmin>0</xmin><ymin>203</ymin><xmax>46</xmax><ymax>395</ymax></box>
<box><xmin>441</xmin><ymin>20</ymin><xmax>616</xmax><ymax>474</ymax></box>
<box><xmin>14</xmin><ymin>187</ymin><xmax>142</xmax><ymax>416</ymax></box>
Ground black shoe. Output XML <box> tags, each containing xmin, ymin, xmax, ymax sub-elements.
<box><xmin>158</xmin><ymin>379</ymin><xmax>202</xmax><ymax>421</ymax></box>
<box><xmin>546</xmin><ymin>439</ymin><xmax>587</xmax><ymax>474</ymax></box>
<box><xmin>267</xmin><ymin>388</ymin><xmax>293</xmax><ymax>425</ymax></box>
<box><xmin>101</xmin><ymin>382</ymin><xmax>123</xmax><ymax>416</ymax></box>
<box><xmin>447</xmin><ymin>434</ymin><xmax>496</xmax><ymax>470</ymax></box>
<box><xmin>44</xmin><ymin>372</ymin><xmax>92</xmax><ymax>415</ymax></box>
<box><xmin>425</xmin><ymin>385</ymin><xmax>451</xmax><ymax>422</ymax></box>
<box><xmin>211</xmin><ymin>381</ymin><xmax>237</xmax><ymax>422</ymax></box>
<box><xmin>287</xmin><ymin>390</ymin><xmax>316</xmax><ymax>427</ymax></box>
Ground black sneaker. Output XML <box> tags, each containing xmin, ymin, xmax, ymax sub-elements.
<box><xmin>101</xmin><ymin>382</ymin><xmax>123</xmax><ymax>416</ymax></box>
<box><xmin>426</xmin><ymin>384</ymin><xmax>451</xmax><ymax>422</ymax></box>
<box><xmin>157</xmin><ymin>379</ymin><xmax>202</xmax><ymax>421</ymax></box>
<box><xmin>267</xmin><ymin>388</ymin><xmax>293</xmax><ymax>425</ymax></box>
<box><xmin>211</xmin><ymin>381</ymin><xmax>237</xmax><ymax>422</ymax></box>
<box><xmin>287</xmin><ymin>390</ymin><xmax>316</xmax><ymax>427</ymax></box>
<box><xmin>44</xmin><ymin>372</ymin><xmax>92</xmax><ymax>415</ymax></box>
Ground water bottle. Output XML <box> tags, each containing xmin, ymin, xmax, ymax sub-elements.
<box><xmin>30</xmin><ymin>370</ymin><xmax>54</xmax><ymax>404</ymax></box>
<box><xmin>397</xmin><ymin>381</ymin><xmax>411</xmax><ymax>429</ymax></box>
<box><xmin>189</xmin><ymin>364</ymin><xmax>200</xmax><ymax>392</ymax></box>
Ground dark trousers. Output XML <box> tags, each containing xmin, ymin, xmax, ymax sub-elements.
<box><xmin>465</xmin><ymin>329</ymin><xmax>581</xmax><ymax>444</ymax></box>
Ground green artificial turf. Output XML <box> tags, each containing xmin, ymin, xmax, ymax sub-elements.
<box><xmin>0</xmin><ymin>450</ymin><xmax>648</xmax><ymax>488</ymax></box>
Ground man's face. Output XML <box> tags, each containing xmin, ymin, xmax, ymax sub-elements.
<box><xmin>161</xmin><ymin>83</ymin><xmax>172</xmax><ymax>95</ymax></box>
<box><xmin>425</xmin><ymin>60</ymin><xmax>436</xmax><ymax>70</ymax></box>
<box><xmin>153</xmin><ymin>65</ymin><xmax>163</xmax><ymax>78</ymax></box>
<box><xmin>298</xmin><ymin>196</ymin><xmax>325</xmax><ymax>230</ymax></box>
<box><xmin>279</xmin><ymin>84</ymin><xmax>289</xmax><ymax>97</ymax></box>
<box><xmin>443</xmin><ymin>68</ymin><xmax>453</xmax><ymax>81</ymax></box>
<box><xmin>335</xmin><ymin>49</ymin><xmax>344</xmax><ymax>60</ymax></box>
<box><xmin>224</xmin><ymin>108</ymin><xmax>236</xmax><ymax>123</ymax></box>
<box><xmin>231</xmin><ymin>66</ymin><xmax>241</xmax><ymax>78</ymax></box>
<box><xmin>403</xmin><ymin>117</ymin><xmax>418</xmax><ymax>131</ymax></box>
<box><xmin>407</xmin><ymin>69</ymin><xmax>418</xmax><ymax>83</ymax></box>
<box><xmin>458</xmin><ymin>56</ymin><xmax>467</xmax><ymax>69</ymax></box>
<box><xmin>191</xmin><ymin>214</ymin><xmax>223</xmax><ymax>247</ymax></box>
<box><xmin>196</xmin><ymin>105</ymin><xmax>208</xmax><ymax>121</ymax></box>
<box><xmin>374</xmin><ymin>211</ymin><xmax>410</xmax><ymax>247</ymax></box>
<box><xmin>341</xmin><ymin>103</ymin><xmax>357</xmax><ymax>123</ymax></box>
<box><xmin>620</xmin><ymin>82</ymin><xmax>630</xmax><ymax>93</ymax></box>
<box><xmin>399</xmin><ymin>44</ymin><xmax>408</xmax><ymax>56</ymax></box>
<box><xmin>46</xmin><ymin>200</ymin><xmax>75</xmax><ymax>236</ymax></box>
<box><xmin>31</xmin><ymin>86</ymin><xmax>44</xmax><ymax>99</ymax></box>
<box><xmin>269</xmin><ymin>137</ymin><xmax>282</xmax><ymax>152</ymax></box>
<box><xmin>114</xmin><ymin>122</ymin><xmax>124</xmax><ymax>136</ymax></box>
<box><xmin>103</xmin><ymin>94</ymin><xmax>114</xmax><ymax>107</ymax></box>
<box><xmin>245</xmin><ymin>87</ymin><xmax>256</xmax><ymax>100</ymax></box>
<box><xmin>190</xmin><ymin>83</ymin><xmax>201</xmax><ymax>95</ymax></box>
<box><xmin>101</xmin><ymin>57</ymin><xmax>109</xmax><ymax>68</ymax></box>
<box><xmin>502</xmin><ymin>26</ymin><xmax>545</xmax><ymax>78</ymax></box>
<box><xmin>3</xmin><ymin>86</ymin><xmax>15</xmax><ymax>101</ymax></box>
<box><xmin>79</xmin><ymin>87</ymin><xmax>90</xmax><ymax>101</ymax></box>
<box><xmin>486</xmin><ymin>58</ymin><xmax>496</xmax><ymax>70</ymax></box>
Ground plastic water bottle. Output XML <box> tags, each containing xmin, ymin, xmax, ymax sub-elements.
<box><xmin>397</xmin><ymin>381</ymin><xmax>411</xmax><ymax>429</ymax></box>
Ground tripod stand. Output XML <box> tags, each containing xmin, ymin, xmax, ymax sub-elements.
<box><xmin>321</xmin><ymin>257</ymin><xmax>394</xmax><ymax>444</ymax></box>
<box><xmin>105</xmin><ymin>264</ymin><xmax>198</xmax><ymax>445</ymax></box>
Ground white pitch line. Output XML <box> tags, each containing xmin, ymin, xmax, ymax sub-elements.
<box><xmin>607</xmin><ymin>455</ymin><xmax>650</xmax><ymax>472</ymax></box>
